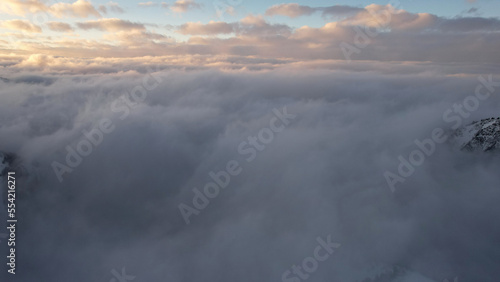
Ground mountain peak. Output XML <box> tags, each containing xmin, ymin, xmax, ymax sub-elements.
<box><xmin>452</xmin><ymin>117</ymin><xmax>500</xmax><ymax>152</ymax></box>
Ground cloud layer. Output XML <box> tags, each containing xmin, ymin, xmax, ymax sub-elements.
<box><xmin>0</xmin><ymin>2</ymin><xmax>499</xmax><ymax>280</ymax></box>
<box><xmin>0</xmin><ymin>65</ymin><xmax>499</xmax><ymax>281</ymax></box>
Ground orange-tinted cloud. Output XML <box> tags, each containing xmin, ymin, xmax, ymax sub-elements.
<box><xmin>265</xmin><ymin>4</ymin><xmax>315</xmax><ymax>18</ymax></box>
<box><xmin>0</xmin><ymin>3</ymin><xmax>499</xmax><ymax>68</ymax></box>
<box><xmin>170</xmin><ymin>0</ymin><xmax>202</xmax><ymax>13</ymax></box>
<box><xmin>50</xmin><ymin>0</ymin><xmax>101</xmax><ymax>18</ymax></box>
<box><xmin>47</xmin><ymin>22</ymin><xmax>74</xmax><ymax>32</ymax></box>
<box><xmin>0</xmin><ymin>0</ymin><xmax>48</xmax><ymax>16</ymax></box>
<box><xmin>339</xmin><ymin>4</ymin><xmax>438</xmax><ymax>31</ymax></box>
<box><xmin>0</xmin><ymin>0</ymin><xmax>103</xmax><ymax>18</ymax></box>
<box><xmin>77</xmin><ymin>18</ymin><xmax>145</xmax><ymax>32</ymax></box>
<box><xmin>1</xmin><ymin>19</ymin><xmax>42</xmax><ymax>33</ymax></box>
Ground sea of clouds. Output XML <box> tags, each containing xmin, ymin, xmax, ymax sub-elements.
<box><xmin>0</xmin><ymin>62</ymin><xmax>499</xmax><ymax>281</ymax></box>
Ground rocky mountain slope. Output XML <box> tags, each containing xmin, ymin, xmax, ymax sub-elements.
<box><xmin>451</xmin><ymin>117</ymin><xmax>500</xmax><ymax>152</ymax></box>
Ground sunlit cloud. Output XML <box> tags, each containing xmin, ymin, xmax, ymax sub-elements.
<box><xmin>265</xmin><ymin>3</ymin><xmax>315</xmax><ymax>18</ymax></box>
<box><xmin>50</xmin><ymin>0</ymin><xmax>102</xmax><ymax>18</ymax></box>
<box><xmin>0</xmin><ymin>0</ymin><xmax>105</xmax><ymax>18</ymax></box>
<box><xmin>170</xmin><ymin>0</ymin><xmax>202</xmax><ymax>13</ymax></box>
<box><xmin>0</xmin><ymin>19</ymin><xmax>42</xmax><ymax>33</ymax></box>
<box><xmin>0</xmin><ymin>0</ymin><xmax>48</xmax><ymax>16</ymax></box>
<box><xmin>76</xmin><ymin>18</ymin><xmax>145</xmax><ymax>32</ymax></box>
<box><xmin>47</xmin><ymin>21</ymin><xmax>74</xmax><ymax>32</ymax></box>
<box><xmin>0</xmin><ymin>3</ymin><xmax>498</xmax><ymax>67</ymax></box>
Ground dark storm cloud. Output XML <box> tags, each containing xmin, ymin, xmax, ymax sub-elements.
<box><xmin>0</xmin><ymin>66</ymin><xmax>500</xmax><ymax>281</ymax></box>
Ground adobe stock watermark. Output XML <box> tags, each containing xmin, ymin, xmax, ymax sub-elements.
<box><xmin>384</xmin><ymin>75</ymin><xmax>499</xmax><ymax>192</ymax></box>
<box><xmin>109</xmin><ymin>267</ymin><xmax>135</xmax><ymax>282</ymax></box>
<box><xmin>340</xmin><ymin>0</ymin><xmax>401</xmax><ymax>62</ymax></box>
<box><xmin>178</xmin><ymin>106</ymin><xmax>297</xmax><ymax>224</ymax></box>
<box><xmin>51</xmin><ymin>66</ymin><xmax>163</xmax><ymax>183</ymax></box>
<box><xmin>281</xmin><ymin>235</ymin><xmax>341</xmax><ymax>282</ymax></box>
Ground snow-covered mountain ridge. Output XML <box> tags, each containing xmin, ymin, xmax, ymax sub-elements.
<box><xmin>451</xmin><ymin>117</ymin><xmax>500</xmax><ymax>152</ymax></box>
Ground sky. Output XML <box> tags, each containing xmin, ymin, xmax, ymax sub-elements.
<box><xmin>0</xmin><ymin>0</ymin><xmax>499</xmax><ymax>66</ymax></box>
<box><xmin>0</xmin><ymin>1</ymin><xmax>500</xmax><ymax>282</ymax></box>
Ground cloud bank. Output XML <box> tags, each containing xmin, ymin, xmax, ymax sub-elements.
<box><xmin>0</xmin><ymin>66</ymin><xmax>499</xmax><ymax>281</ymax></box>
<box><xmin>0</xmin><ymin>1</ymin><xmax>499</xmax><ymax>281</ymax></box>
<box><xmin>1</xmin><ymin>4</ymin><xmax>499</xmax><ymax>65</ymax></box>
